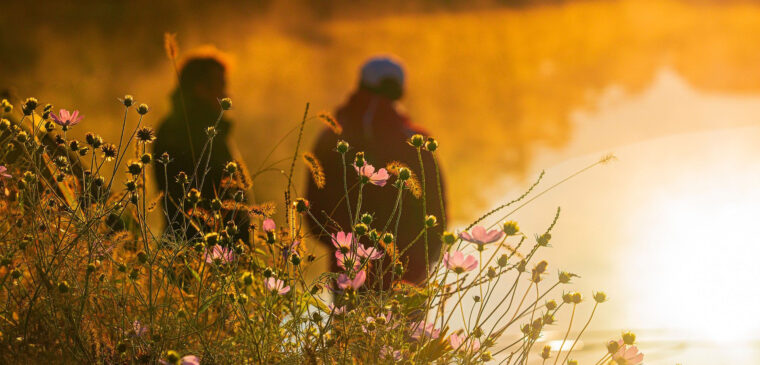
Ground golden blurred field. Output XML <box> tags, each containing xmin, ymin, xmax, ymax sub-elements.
<box><xmin>4</xmin><ymin>0</ymin><xmax>760</xmax><ymax>224</ymax></box>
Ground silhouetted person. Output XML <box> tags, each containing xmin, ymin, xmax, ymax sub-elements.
<box><xmin>307</xmin><ymin>56</ymin><xmax>447</xmax><ymax>288</ymax></box>
<box><xmin>153</xmin><ymin>53</ymin><xmax>250</xmax><ymax>244</ymax></box>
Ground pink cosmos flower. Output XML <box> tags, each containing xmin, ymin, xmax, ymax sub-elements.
<box><xmin>443</xmin><ymin>251</ymin><xmax>478</xmax><ymax>273</ymax></box>
<box><xmin>355</xmin><ymin>163</ymin><xmax>390</xmax><ymax>186</ymax></box>
<box><xmin>380</xmin><ymin>346</ymin><xmax>402</xmax><ymax>361</ymax></box>
<box><xmin>612</xmin><ymin>341</ymin><xmax>644</xmax><ymax>365</ymax></box>
<box><xmin>327</xmin><ymin>303</ymin><xmax>346</xmax><ymax>315</ymax></box>
<box><xmin>336</xmin><ymin>270</ymin><xmax>366</xmax><ymax>290</ymax></box>
<box><xmin>159</xmin><ymin>355</ymin><xmax>199</xmax><ymax>365</ymax></box>
<box><xmin>132</xmin><ymin>320</ymin><xmax>148</xmax><ymax>337</ymax></box>
<box><xmin>331</xmin><ymin>231</ymin><xmax>353</xmax><ymax>252</ymax></box>
<box><xmin>204</xmin><ymin>245</ymin><xmax>234</xmax><ymax>264</ymax></box>
<box><xmin>335</xmin><ymin>251</ymin><xmax>361</xmax><ymax>271</ymax></box>
<box><xmin>180</xmin><ymin>356</ymin><xmax>200</xmax><ymax>365</ymax></box>
<box><xmin>0</xmin><ymin>166</ymin><xmax>11</xmax><ymax>179</ymax></box>
<box><xmin>449</xmin><ymin>332</ymin><xmax>481</xmax><ymax>353</ymax></box>
<box><xmin>51</xmin><ymin>109</ymin><xmax>84</xmax><ymax>128</ymax></box>
<box><xmin>357</xmin><ymin>244</ymin><xmax>383</xmax><ymax>260</ymax></box>
<box><xmin>262</xmin><ymin>218</ymin><xmax>276</xmax><ymax>232</ymax></box>
<box><xmin>410</xmin><ymin>320</ymin><xmax>440</xmax><ymax>341</ymax></box>
<box><xmin>459</xmin><ymin>225</ymin><xmax>504</xmax><ymax>246</ymax></box>
<box><xmin>264</xmin><ymin>277</ymin><xmax>290</xmax><ymax>295</ymax></box>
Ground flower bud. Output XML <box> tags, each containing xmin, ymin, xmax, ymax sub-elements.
<box><xmin>537</xmin><ymin>233</ymin><xmax>551</xmax><ymax>246</ymax></box>
<box><xmin>165</xmin><ymin>350</ymin><xmax>181</xmax><ymax>363</ymax></box>
<box><xmin>186</xmin><ymin>188</ymin><xmax>201</xmax><ymax>204</ymax></box>
<box><xmin>210</xmin><ymin>198</ymin><xmax>223</xmax><ymax>211</ymax></box>
<box><xmin>140</xmin><ymin>153</ymin><xmax>152</xmax><ymax>164</ymax></box>
<box><xmin>22</xmin><ymin>97</ymin><xmax>38</xmax><ymax>115</ymax></box>
<box><xmin>393</xmin><ymin>263</ymin><xmax>404</xmax><ymax>277</ymax></box>
<box><xmin>409</xmin><ymin>134</ymin><xmax>425</xmax><ymax>147</ymax></box>
<box><xmin>312</xmin><ymin>312</ymin><xmax>323</xmax><ymax>322</ymax></box>
<box><xmin>224</xmin><ymin>161</ymin><xmax>238</xmax><ymax>175</ymax></box>
<box><xmin>1</xmin><ymin>100</ymin><xmax>12</xmax><ymax>113</ymax></box>
<box><xmin>290</xmin><ymin>253</ymin><xmax>301</xmax><ymax>266</ymax></box>
<box><xmin>541</xmin><ymin>345</ymin><xmax>551</xmax><ymax>359</ymax></box>
<box><xmin>593</xmin><ymin>291</ymin><xmax>607</xmax><ymax>303</ymax></box>
<box><xmin>136</xmin><ymin>103</ymin><xmax>149</xmax><ymax>115</ymax></box>
<box><xmin>398</xmin><ymin>167</ymin><xmax>411</xmax><ymax>181</ymax></box>
<box><xmin>497</xmin><ymin>254</ymin><xmax>508</xmax><ymax>267</ymax></box>
<box><xmin>354</xmin><ymin>223</ymin><xmax>368</xmax><ymax>236</ymax></box>
<box><xmin>381</xmin><ymin>232</ymin><xmax>394</xmax><ymax>244</ymax></box>
<box><xmin>16</xmin><ymin>131</ymin><xmax>28</xmax><ymax>143</ymax></box>
<box><xmin>424</xmin><ymin>214</ymin><xmax>437</xmax><ymax>228</ymax></box>
<box><xmin>502</xmin><ymin>221</ymin><xmax>520</xmax><ymax>236</ymax></box>
<box><xmin>368</xmin><ymin>229</ymin><xmax>380</xmax><ymax>242</ymax></box>
<box><xmin>158</xmin><ymin>152</ymin><xmax>171</xmax><ymax>165</ymax></box>
<box><xmin>237</xmin><ymin>293</ymin><xmax>248</xmax><ymax>305</ymax></box>
<box><xmin>127</xmin><ymin>161</ymin><xmax>143</xmax><ymax>176</ymax></box>
<box><xmin>424</xmin><ymin>137</ymin><xmax>438</xmax><ymax>152</ymax></box>
<box><xmin>125</xmin><ymin>180</ymin><xmax>137</xmax><ymax>192</ymax></box>
<box><xmin>516</xmin><ymin>259</ymin><xmax>527</xmax><ymax>273</ymax></box>
<box><xmin>480</xmin><ymin>351</ymin><xmax>492</xmax><ymax>362</ymax></box>
<box><xmin>220</xmin><ymin>97</ymin><xmax>232</xmax><ymax>110</ymax></box>
<box><xmin>193</xmin><ymin>242</ymin><xmax>205</xmax><ymax>252</ymax></box>
<box><xmin>558</xmin><ymin>271</ymin><xmax>577</xmax><ymax>284</ymax></box>
<box><xmin>263</xmin><ymin>267</ymin><xmax>273</xmax><ymax>278</ymax></box>
<box><xmin>336</xmin><ymin>140</ymin><xmax>349</xmax><ymax>154</ymax></box>
<box><xmin>622</xmin><ymin>331</ymin><xmax>636</xmax><ymax>345</ymax></box>
<box><xmin>241</xmin><ymin>272</ymin><xmax>254</xmax><ymax>286</ymax></box>
<box><xmin>546</xmin><ymin>300</ymin><xmax>558</xmax><ymax>310</ymax></box>
<box><xmin>122</xmin><ymin>95</ymin><xmax>134</xmax><ymax>107</ymax></box>
<box><xmin>175</xmin><ymin>172</ymin><xmax>189</xmax><ymax>185</ymax></box>
<box><xmin>360</xmin><ymin>213</ymin><xmax>373</xmax><ymax>225</ymax></box>
<box><xmin>293</xmin><ymin>198</ymin><xmax>309</xmax><ymax>213</ymax></box>
<box><xmin>353</xmin><ymin>152</ymin><xmax>365</xmax><ymax>167</ymax></box>
<box><xmin>204</xmin><ymin>232</ymin><xmax>219</xmax><ymax>246</ymax></box>
<box><xmin>442</xmin><ymin>231</ymin><xmax>456</xmax><ymax>245</ymax></box>
<box><xmin>234</xmin><ymin>190</ymin><xmax>245</xmax><ymax>203</ymax></box>
<box><xmin>487</xmin><ymin>266</ymin><xmax>497</xmax><ymax>279</ymax></box>
<box><xmin>606</xmin><ymin>340</ymin><xmax>620</xmax><ymax>354</ymax></box>
<box><xmin>58</xmin><ymin>281</ymin><xmax>70</xmax><ymax>293</ymax></box>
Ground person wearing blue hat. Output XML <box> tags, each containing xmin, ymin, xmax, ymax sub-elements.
<box><xmin>307</xmin><ymin>55</ymin><xmax>448</xmax><ymax>289</ymax></box>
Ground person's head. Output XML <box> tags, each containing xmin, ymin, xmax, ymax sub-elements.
<box><xmin>358</xmin><ymin>56</ymin><xmax>405</xmax><ymax>101</ymax></box>
<box><xmin>177</xmin><ymin>50</ymin><xmax>229</xmax><ymax>108</ymax></box>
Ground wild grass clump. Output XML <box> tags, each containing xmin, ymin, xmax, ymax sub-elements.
<box><xmin>0</xmin><ymin>95</ymin><xmax>642</xmax><ymax>364</ymax></box>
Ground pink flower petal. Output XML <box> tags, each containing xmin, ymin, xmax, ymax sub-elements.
<box><xmin>262</xmin><ymin>218</ymin><xmax>276</xmax><ymax>232</ymax></box>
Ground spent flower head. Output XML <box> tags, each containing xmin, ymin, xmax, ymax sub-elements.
<box><xmin>136</xmin><ymin>127</ymin><xmax>155</xmax><ymax>143</ymax></box>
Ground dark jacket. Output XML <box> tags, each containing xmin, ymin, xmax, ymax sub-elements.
<box><xmin>153</xmin><ymin>92</ymin><xmax>249</xmax><ymax>243</ymax></box>
<box><xmin>306</xmin><ymin>89</ymin><xmax>447</xmax><ymax>287</ymax></box>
